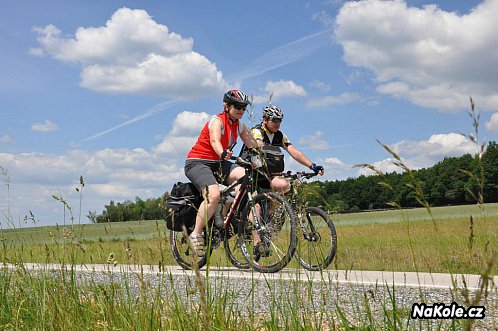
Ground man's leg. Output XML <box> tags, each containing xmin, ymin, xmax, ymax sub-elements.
<box><xmin>270</xmin><ymin>176</ymin><xmax>290</xmax><ymax>193</ymax></box>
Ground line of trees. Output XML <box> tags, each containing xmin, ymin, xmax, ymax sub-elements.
<box><xmin>90</xmin><ymin>196</ymin><xmax>165</xmax><ymax>223</ymax></box>
<box><xmin>91</xmin><ymin>141</ymin><xmax>497</xmax><ymax>223</ymax></box>
<box><xmin>306</xmin><ymin>141</ymin><xmax>498</xmax><ymax>212</ymax></box>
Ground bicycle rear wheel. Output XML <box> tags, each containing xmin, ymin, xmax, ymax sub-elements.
<box><xmin>295</xmin><ymin>207</ymin><xmax>337</xmax><ymax>271</ymax></box>
<box><xmin>238</xmin><ymin>192</ymin><xmax>297</xmax><ymax>273</ymax></box>
<box><xmin>169</xmin><ymin>229</ymin><xmax>207</xmax><ymax>270</ymax></box>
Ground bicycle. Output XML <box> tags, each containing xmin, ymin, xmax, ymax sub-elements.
<box><xmin>282</xmin><ymin>171</ymin><xmax>337</xmax><ymax>271</ymax></box>
<box><xmin>170</xmin><ymin>154</ymin><xmax>297</xmax><ymax>273</ymax></box>
<box><xmin>234</xmin><ymin>164</ymin><xmax>299</xmax><ymax>273</ymax></box>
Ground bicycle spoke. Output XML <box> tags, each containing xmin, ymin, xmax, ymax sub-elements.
<box><xmin>224</xmin><ymin>220</ymin><xmax>250</xmax><ymax>269</ymax></box>
<box><xmin>295</xmin><ymin>207</ymin><xmax>337</xmax><ymax>271</ymax></box>
<box><xmin>170</xmin><ymin>229</ymin><xmax>207</xmax><ymax>270</ymax></box>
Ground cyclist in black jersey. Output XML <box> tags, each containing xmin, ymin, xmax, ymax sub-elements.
<box><xmin>245</xmin><ymin>105</ymin><xmax>324</xmax><ymax>193</ymax></box>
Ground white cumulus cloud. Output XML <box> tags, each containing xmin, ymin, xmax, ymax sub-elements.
<box><xmin>284</xmin><ymin>154</ymin><xmax>355</xmax><ymax>180</ymax></box>
<box><xmin>358</xmin><ymin>133</ymin><xmax>476</xmax><ymax>175</ymax></box>
<box><xmin>31</xmin><ymin>120</ymin><xmax>58</xmax><ymax>132</ymax></box>
<box><xmin>32</xmin><ymin>7</ymin><xmax>227</xmax><ymax>100</ymax></box>
<box><xmin>0</xmin><ymin>134</ymin><xmax>14</xmax><ymax>144</ymax></box>
<box><xmin>335</xmin><ymin>0</ymin><xmax>498</xmax><ymax>111</ymax></box>
<box><xmin>0</xmin><ymin>146</ymin><xmax>185</xmax><ymax>227</ymax></box>
<box><xmin>391</xmin><ymin>133</ymin><xmax>476</xmax><ymax>158</ymax></box>
<box><xmin>298</xmin><ymin>131</ymin><xmax>331</xmax><ymax>151</ymax></box>
<box><xmin>264</xmin><ymin>80</ymin><xmax>307</xmax><ymax>100</ymax></box>
<box><xmin>306</xmin><ymin>92</ymin><xmax>360</xmax><ymax>108</ymax></box>
<box><xmin>0</xmin><ymin>110</ymin><xmax>218</xmax><ymax>226</ymax></box>
<box><xmin>486</xmin><ymin>112</ymin><xmax>498</xmax><ymax>134</ymax></box>
<box><xmin>322</xmin><ymin>157</ymin><xmax>354</xmax><ymax>179</ymax></box>
<box><xmin>154</xmin><ymin>111</ymin><xmax>210</xmax><ymax>155</ymax></box>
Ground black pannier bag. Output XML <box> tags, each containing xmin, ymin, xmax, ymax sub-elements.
<box><xmin>165</xmin><ymin>182</ymin><xmax>202</xmax><ymax>232</ymax></box>
<box><xmin>262</xmin><ymin>145</ymin><xmax>285</xmax><ymax>175</ymax></box>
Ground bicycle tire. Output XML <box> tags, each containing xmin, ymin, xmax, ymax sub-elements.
<box><xmin>238</xmin><ymin>192</ymin><xmax>297</xmax><ymax>273</ymax></box>
<box><xmin>295</xmin><ymin>207</ymin><xmax>337</xmax><ymax>271</ymax></box>
<box><xmin>169</xmin><ymin>229</ymin><xmax>208</xmax><ymax>270</ymax></box>
<box><xmin>224</xmin><ymin>220</ymin><xmax>250</xmax><ymax>269</ymax></box>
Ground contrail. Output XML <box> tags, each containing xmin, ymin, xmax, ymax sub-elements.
<box><xmin>84</xmin><ymin>29</ymin><xmax>332</xmax><ymax>141</ymax></box>
<box><xmin>229</xmin><ymin>29</ymin><xmax>333</xmax><ymax>81</ymax></box>
<box><xmin>299</xmin><ymin>143</ymin><xmax>361</xmax><ymax>151</ymax></box>
<box><xmin>83</xmin><ymin>100</ymin><xmax>176</xmax><ymax>141</ymax></box>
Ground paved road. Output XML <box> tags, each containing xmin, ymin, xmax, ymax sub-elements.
<box><xmin>7</xmin><ymin>263</ymin><xmax>497</xmax><ymax>291</ymax></box>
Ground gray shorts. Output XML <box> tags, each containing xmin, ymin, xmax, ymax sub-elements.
<box><xmin>184</xmin><ymin>159</ymin><xmax>240</xmax><ymax>191</ymax></box>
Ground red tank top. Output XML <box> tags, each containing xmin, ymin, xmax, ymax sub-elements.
<box><xmin>187</xmin><ymin>112</ymin><xmax>239</xmax><ymax>160</ymax></box>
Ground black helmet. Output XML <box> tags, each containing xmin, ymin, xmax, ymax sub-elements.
<box><xmin>223</xmin><ymin>89</ymin><xmax>251</xmax><ymax>106</ymax></box>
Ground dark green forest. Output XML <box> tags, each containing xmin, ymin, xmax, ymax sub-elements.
<box><xmin>306</xmin><ymin>141</ymin><xmax>498</xmax><ymax>212</ymax></box>
<box><xmin>91</xmin><ymin>141</ymin><xmax>498</xmax><ymax>223</ymax></box>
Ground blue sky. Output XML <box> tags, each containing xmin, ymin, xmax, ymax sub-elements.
<box><xmin>1</xmin><ymin>0</ymin><xmax>498</xmax><ymax>227</ymax></box>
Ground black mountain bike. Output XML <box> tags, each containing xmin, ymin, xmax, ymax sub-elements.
<box><xmin>170</xmin><ymin>155</ymin><xmax>297</xmax><ymax>273</ymax></box>
<box><xmin>282</xmin><ymin>171</ymin><xmax>337</xmax><ymax>271</ymax></box>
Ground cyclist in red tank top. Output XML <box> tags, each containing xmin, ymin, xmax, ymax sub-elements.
<box><xmin>184</xmin><ymin>89</ymin><xmax>258</xmax><ymax>256</ymax></box>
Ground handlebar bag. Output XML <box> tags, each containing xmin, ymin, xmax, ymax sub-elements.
<box><xmin>262</xmin><ymin>145</ymin><xmax>285</xmax><ymax>175</ymax></box>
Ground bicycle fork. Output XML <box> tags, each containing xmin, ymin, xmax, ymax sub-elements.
<box><xmin>297</xmin><ymin>207</ymin><xmax>319</xmax><ymax>242</ymax></box>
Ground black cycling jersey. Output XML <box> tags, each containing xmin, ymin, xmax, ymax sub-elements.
<box><xmin>239</xmin><ymin>123</ymin><xmax>292</xmax><ymax>156</ymax></box>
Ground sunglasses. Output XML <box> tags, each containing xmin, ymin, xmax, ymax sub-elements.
<box><xmin>232</xmin><ymin>104</ymin><xmax>247</xmax><ymax>111</ymax></box>
<box><xmin>270</xmin><ymin>118</ymin><xmax>282</xmax><ymax>124</ymax></box>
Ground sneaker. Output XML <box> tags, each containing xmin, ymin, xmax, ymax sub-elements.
<box><xmin>253</xmin><ymin>241</ymin><xmax>271</xmax><ymax>261</ymax></box>
<box><xmin>189</xmin><ymin>233</ymin><xmax>205</xmax><ymax>257</ymax></box>
<box><xmin>272</xmin><ymin>207</ymin><xmax>286</xmax><ymax>232</ymax></box>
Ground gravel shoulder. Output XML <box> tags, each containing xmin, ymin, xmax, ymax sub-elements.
<box><xmin>4</xmin><ymin>263</ymin><xmax>498</xmax><ymax>328</ymax></box>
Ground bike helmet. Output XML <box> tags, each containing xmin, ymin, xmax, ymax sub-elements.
<box><xmin>263</xmin><ymin>105</ymin><xmax>284</xmax><ymax>120</ymax></box>
<box><xmin>223</xmin><ymin>89</ymin><xmax>251</xmax><ymax>106</ymax></box>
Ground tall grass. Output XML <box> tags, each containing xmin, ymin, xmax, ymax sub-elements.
<box><xmin>354</xmin><ymin>97</ymin><xmax>497</xmax><ymax>330</ymax></box>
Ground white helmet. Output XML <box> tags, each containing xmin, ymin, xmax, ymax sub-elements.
<box><xmin>263</xmin><ymin>105</ymin><xmax>284</xmax><ymax>120</ymax></box>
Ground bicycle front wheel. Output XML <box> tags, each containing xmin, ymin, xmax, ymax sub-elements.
<box><xmin>238</xmin><ymin>192</ymin><xmax>297</xmax><ymax>273</ymax></box>
<box><xmin>295</xmin><ymin>207</ymin><xmax>337</xmax><ymax>271</ymax></box>
<box><xmin>169</xmin><ymin>229</ymin><xmax>207</xmax><ymax>270</ymax></box>
<box><xmin>224</xmin><ymin>219</ymin><xmax>250</xmax><ymax>269</ymax></box>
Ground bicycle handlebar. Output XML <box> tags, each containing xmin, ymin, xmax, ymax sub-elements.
<box><xmin>282</xmin><ymin>171</ymin><xmax>318</xmax><ymax>180</ymax></box>
<box><xmin>235</xmin><ymin>156</ymin><xmax>253</xmax><ymax>167</ymax></box>
<box><xmin>230</xmin><ymin>157</ymin><xmax>318</xmax><ymax>178</ymax></box>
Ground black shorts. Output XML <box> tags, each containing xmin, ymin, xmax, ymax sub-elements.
<box><xmin>184</xmin><ymin>159</ymin><xmax>239</xmax><ymax>191</ymax></box>
<box><xmin>252</xmin><ymin>171</ymin><xmax>271</xmax><ymax>190</ymax></box>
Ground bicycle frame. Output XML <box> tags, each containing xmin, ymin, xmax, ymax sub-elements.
<box><xmin>170</xmin><ymin>154</ymin><xmax>270</xmax><ymax>271</ymax></box>
<box><xmin>218</xmin><ymin>157</ymin><xmax>259</xmax><ymax>229</ymax></box>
